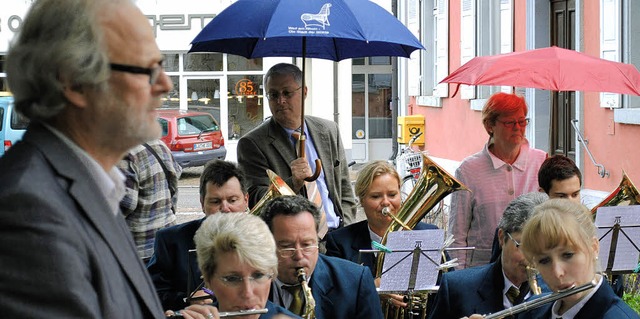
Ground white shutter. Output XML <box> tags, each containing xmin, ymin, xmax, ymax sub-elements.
<box><xmin>499</xmin><ymin>0</ymin><xmax>513</xmax><ymax>93</ymax></box>
<box><xmin>460</xmin><ymin>0</ymin><xmax>476</xmax><ymax>100</ymax></box>
<box><xmin>433</xmin><ymin>0</ymin><xmax>449</xmax><ymax>97</ymax></box>
<box><xmin>600</xmin><ymin>0</ymin><xmax>621</xmax><ymax>108</ymax></box>
<box><xmin>407</xmin><ymin>0</ymin><xmax>421</xmax><ymax>96</ymax></box>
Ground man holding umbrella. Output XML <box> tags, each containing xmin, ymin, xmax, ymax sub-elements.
<box><xmin>238</xmin><ymin>63</ymin><xmax>357</xmax><ymax>233</ymax></box>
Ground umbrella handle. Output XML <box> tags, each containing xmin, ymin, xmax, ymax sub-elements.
<box><xmin>305</xmin><ymin>159</ymin><xmax>322</xmax><ymax>182</ymax></box>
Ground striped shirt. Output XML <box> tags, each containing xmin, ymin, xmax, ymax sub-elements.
<box><xmin>448</xmin><ymin>140</ymin><xmax>546</xmax><ymax>268</ymax></box>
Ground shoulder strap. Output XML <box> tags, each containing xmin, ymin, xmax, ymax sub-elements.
<box><xmin>142</xmin><ymin>143</ymin><xmax>178</xmax><ymax>213</ymax></box>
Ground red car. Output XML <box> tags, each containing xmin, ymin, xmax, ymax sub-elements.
<box><xmin>157</xmin><ymin>109</ymin><xmax>226</xmax><ymax>168</ymax></box>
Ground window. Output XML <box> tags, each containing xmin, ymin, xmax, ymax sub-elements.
<box><xmin>608</xmin><ymin>0</ymin><xmax>640</xmax><ymax>124</ymax></box>
<box><xmin>414</xmin><ymin>0</ymin><xmax>448</xmax><ymax>100</ymax></box>
<box><xmin>184</xmin><ymin>53</ymin><xmax>223</xmax><ymax>71</ymax></box>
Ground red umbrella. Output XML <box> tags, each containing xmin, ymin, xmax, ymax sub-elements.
<box><xmin>440</xmin><ymin>46</ymin><xmax>640</xmax><ymax>97</ymax></box>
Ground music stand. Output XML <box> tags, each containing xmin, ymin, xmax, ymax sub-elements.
<box><xmin>184</xmin><ymin>249</ymin><xmax>213</xmax><ymax>303</ymax></box>
<box><xmin>595</xmin><ymin>206</ymin><xmax>640</xmax><ymax>280</ymax></box>
<box><xmin>377</xmin><ymin>229</ymin><xmax>445</xmax><ymax>295</ymax></box>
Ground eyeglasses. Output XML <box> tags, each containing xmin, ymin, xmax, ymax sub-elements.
<box><xmin>496</xmin><ymin>118</ymin><xmax>530</xmax><ymax>128</ymax></box>
<box><xmin>277</xmin><ymin>245</ymin><xmax>319</xmax><ymax>258</ymax></box>
<box><xmin>216</xmin><ymin>272</ymin><xmax>274</xmax><ymax>288</ymax></box>
<box><xmin>266</xmin><ymin>87</ymin><xmax>302</xmax><ymax>101</ymax></box>
<box><xmin>109</xmin><ymin>62</ymin><xmax>164</xmax><ymax>85</ymax></box>
<box><xmin>506</xmin><ymin>232</ymin><xmax>521</xmax><ymax>249</ymax></box>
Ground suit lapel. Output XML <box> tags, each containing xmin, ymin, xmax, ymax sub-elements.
<box><xmin>310</xmin><ymin>256</ymin><xmax>334</xmax><ymax>319</ymax></box>
<box><xmin>477</xmin><ymin>260</ymin><xmax>505</xmax><ymax>312</ymax></box>
<box><xmin>351</xmin><ymin>222</ymin><xmax>376</xmax><ymax>272</ymax></box>
<box><xmin>31</xmin><ymin>124</ymin><xmax>161</xmax><ymax>315</ymax></box>
<box><xmin>305</xmin><ymin>118</ymin><xmax>333</xmax><ymax>180</ymax></box>
<box><xmin>267</xmin><ymin>118</ymin><xmax>297</xmax><ymax>166</ymax></box>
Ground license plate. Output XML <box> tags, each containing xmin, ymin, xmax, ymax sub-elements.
<box><xmin>193</xmin><ymin>142</ymin><xmax>212</xmax><ymax>151</ymax></box>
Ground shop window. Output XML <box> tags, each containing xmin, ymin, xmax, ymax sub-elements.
<box><xmin>162</xmin><ymin>76</ymin><xmax>180</xmax><ymax>109</ymax></box>
<box><xmin>227</xmin><ymin>75</ymin><xmax>264</xmax><ymax>140</ymax></box>
<box><xmin>184</xmin><ymin>53</ymin><xmax>223</xmax><ymax>71</ymax></box>
<box><xmin>227</xmin><ymin>55</ymin><xmax>263</xmax><ymax>71</ymax></box>
<box><xmin>162</xmin><ymin>53</ymin><xmax>180</xmax><ymax>72</ymax></box>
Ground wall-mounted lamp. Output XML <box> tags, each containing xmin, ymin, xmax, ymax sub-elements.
<box><xmin>214</xmin><ymin>90</ymin><xmax>220</xmax><ymax>99</ymax></box>
<box><xmin>191</xmin><ymin>91</ymin><xmax>198</xmax><ymax>101</ymax></box>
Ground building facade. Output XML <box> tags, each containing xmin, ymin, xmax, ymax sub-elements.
<box><xmin>0</xmin><ymin>0</ymin><xmax>414</xmax><ymax>163</ymax></box>
<box><xmin>404</xmin><ymin>0</ymin><xmax>640</xmax><ymax>202</ymax></box>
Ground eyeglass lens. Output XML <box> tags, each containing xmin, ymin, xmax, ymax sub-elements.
<box><xmin>500</xmin><ymin>118</ymin><xmax>529</xmax><ymax>127</ymax></box>
<box><xmin>218</xmin><ymin>272</ymin><xmax>273</xmax><ymax>287</ymax></box>
<box><xmin>267</xmin><ymin>87</ymin><xmax>301</xmax><ymax>100</ymax></box>
<box><xmin>278</xmin><ymin>245</ymin><xmax>319</xmax><ymax>258</ymax></box>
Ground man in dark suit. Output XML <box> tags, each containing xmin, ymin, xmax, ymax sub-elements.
<box><xmin>237</xmin><ymin>63</ymin><xmax>357</xmax><ymax>231</ymax></box>
<box><xmin>0</xmin><ymin>0</ymin><xmax>176</xmax><ymax>317</ymax></box>
<box><xmin>261</xmin><ymin>196</ymin><xmax>383</xmax><ymax>319</ymax></box>
<box><xmin>147</xmin><ymin>160</ymin><xmax>249</xmax><ymax>311</ymax></box>
<box><xmin>428</xmin><ymin>192</ymin><xmax>550</xmax><ymax>319</ymax></box>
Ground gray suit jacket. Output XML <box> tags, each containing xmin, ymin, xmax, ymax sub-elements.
<box><xmin>237</xmin><ymin>116</ymin><xmax>356</xmax><ymax>225</ymax></box>
<box><xmin>0</xmin><ymin>123</ymin><xmax>164</xmax><ymax>318</ymax></box>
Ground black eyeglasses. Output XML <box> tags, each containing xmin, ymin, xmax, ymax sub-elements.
<box><xmin>109</xmin><ymin>62</ymin><xmax>163</xmax><ymax>85</ymax></box>
<box><xmin>266</xmin><ymin>87</ymin><xmax>302</xmax><ymax>101</ymax></box>
<box><xmin>506</xmin><ymin>232</ymin><xmax>521</xmax><ymax>249</ymax></box>
<box><xmin>496</xmin><ymin>118</ymin><xmax>530</xmax><ymax>128</ymax></box>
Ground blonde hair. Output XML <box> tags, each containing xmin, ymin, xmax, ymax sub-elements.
<box><xmin>354</xmin><ymin>160</ymin><xmax>400</xmax><ymax>201</ymax></box>
<box><xmin>521</xmin><ymin>199</ymin><xmax>598</xmax><ymax>268</ymax></box>
<box><xmin>481</xmin><ymin>92</ymin><xmax>528</xmax><ymax>135</ymax></box>
<box><xmin>194</xmin><ymin>213</ymin><xmax>278</xmax><ymax>281</ymax></box>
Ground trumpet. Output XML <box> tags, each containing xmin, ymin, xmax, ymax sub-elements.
<box><xmin>483</xmin><ymin>280</ymin><xmax>596</xmax><ymax>319</ymax></box>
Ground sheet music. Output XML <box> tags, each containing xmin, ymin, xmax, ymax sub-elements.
<box><xmin>595</xmin><ymin>206</ymin><xmax>640</xmax><ymax>272</ymax></box>
<box><xmin>378</xmin><ymin>229</ymin><xmax>444</xmax><ymax>293</ymax></box>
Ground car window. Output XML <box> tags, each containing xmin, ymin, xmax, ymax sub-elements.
<box><xmin>11</xmin><ymin>109</ymin><xmax>29</xmax><ymax>130</ymax></box>
<box><xmin>157</xmin><ymin>118</ymin><xmax>169</xmax><ymax>137</ymax></box>
<box><xmin>177</xmin><ymin>115</ymin><xmax>219</xmax><ymax>135</ymax></box>
<box><xmin>0</xmin><ymin>108</ymin><xmax>4</xmax><ymax>131</ymax></box>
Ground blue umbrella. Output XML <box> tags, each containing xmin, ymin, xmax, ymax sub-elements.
<box><xmin>189</xmin><ymin>0</ymin><xmax>424</xmax><ymax>60</ymax></box>
<box><xmin>190</xmin><ymin>0</ymin><xmax>425</xmax><ymax>180</ymax></box>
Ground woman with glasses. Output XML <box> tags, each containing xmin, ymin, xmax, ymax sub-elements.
<box><xmin>449</xmin><ymin>92</ymin><xmax>547</xmax><ymax>269</ymax></box>
<box><xmin>192</xmin><ymin>212</ymin><xmax>301</xmax><ymax>319</ymax></box>
<box><xmin>516</xmin><ymin>199</ymin><xmax>638</xmax><ymax>319</ymax></box>
<box><xmin>325</xmin><ymin>160</ymin><xmax>439</xmax><ymax>309</ymax></box>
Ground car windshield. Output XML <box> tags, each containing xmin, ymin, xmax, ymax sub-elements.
<box><xmin>177</xmin><ymin>115</ymin><xmax>219</xmax><ymax>135</ymax></box>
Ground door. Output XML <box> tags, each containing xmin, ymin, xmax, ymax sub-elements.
<box><xmin>550</xmin><ymin>0</ymin><xmax>576</xmax><ymax>159</ymax></box>
<box><xmin>352</xmin><ymin>57</ymin><xmax>393</xmax><ymax>162</ymax></box>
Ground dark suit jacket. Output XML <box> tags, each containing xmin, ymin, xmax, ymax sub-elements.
<box><xmin>147</xmin><ymin>218</ymin><xmax>204</xmax><ymax>311</ymax></box>
<box><xmin>517</xmin><ymin>280</ymin><xmax>639</xmax><ymax>319</ymax></box>
<box><xmin>428</xmin><ymin>260</ymin><xmax>507</xmax><ymax>319</ymax></box>
<box><xmin>237</xmin><ymin>116</ymin><xmax>357</xmax><ymax>225</ymax></box>
<box><xmin>0</xmin><ymin>123</ymin><xmax>164</xmax><ymax>318</ymax></box>
<box><xmin>325</xmin><ymin>220</ymin><xmax>438</xmax><ymax>275</ymax></box>
<box><xmin>270</xmin><ymin>255</ymin><xmax>383</xmax><ymax>319</ymax></box>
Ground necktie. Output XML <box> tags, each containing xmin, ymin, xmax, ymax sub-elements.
<box><xmin>282</xmin><ymin>284</ymin><xmax>304</xmax><ymax>315</ymax></box>
<box><xmin>506</xmin><ymin>286</ymin><xmax>520</xmax><ymax>304</ymax></box>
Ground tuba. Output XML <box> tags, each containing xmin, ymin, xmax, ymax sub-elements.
<box><xmin>590</xmin><ymin>171</ymin><xmax>640</xmax><ymax>215</ymax></box>
<box><xmin>376</xmin><ymin>154</ymin><xmax>469</xmax><ymax>319</ymax></box>
<box><xmin>250</xmin><ymin>169</ymin><xmax>296</xmax><ymax>215</ymax></box>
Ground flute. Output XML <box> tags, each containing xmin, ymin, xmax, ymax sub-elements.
<box><xmin>483</xmin><ymin>280</ymin><xmax>596</xmax><ymax>319</ymax></box>
<box><xmin>168</xmin><ymin>308</ymin><xmax>268</xmax><ymax>318</ymax></box>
